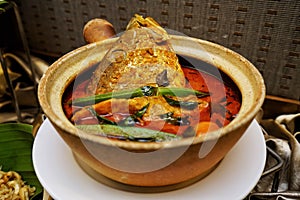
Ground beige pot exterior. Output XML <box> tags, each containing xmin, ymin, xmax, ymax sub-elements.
<box><xmin>38</xmin><ymin>35</ymin><xmax>265</xmax><ymax>188</ymax></box>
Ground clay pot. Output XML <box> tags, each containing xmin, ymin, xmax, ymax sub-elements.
<box><xmin>38</xmin><ymin>35</ymin><xmax>265</xmax><ymax>190</ymax></box>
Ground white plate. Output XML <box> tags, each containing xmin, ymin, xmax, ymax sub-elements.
<box><xmin>33</xmin><ymin>119</ymin><xmax>266</xmax><ymax>200</ymax></box>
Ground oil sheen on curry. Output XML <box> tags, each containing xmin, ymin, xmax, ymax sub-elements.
<box><xmin>63</xmin><ymin>15</ymin><xmax>241</xmax><ymax>142</ymax></box>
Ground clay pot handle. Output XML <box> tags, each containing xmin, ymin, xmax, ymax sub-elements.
<box><xmin>83</xmin><ymin>18</ymin><xmax>116</xmax><ymax>44</ymax></box>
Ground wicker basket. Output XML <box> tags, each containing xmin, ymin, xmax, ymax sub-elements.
<box><xmin>18</xmin><ymin>0</ymin><xmax>299</xmax><ymax>100</ymax></box>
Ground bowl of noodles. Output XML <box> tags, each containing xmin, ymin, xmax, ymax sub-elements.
<box><xmin>38</xmin><ymin>15</ymin><xmax>265</xmax><ymax>190</ymax></box>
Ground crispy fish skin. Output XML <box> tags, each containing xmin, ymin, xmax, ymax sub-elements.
<box><xmin>87</xmin><ymin>14</ymin><xmax>186</xmax><ymax>95</ymax></box>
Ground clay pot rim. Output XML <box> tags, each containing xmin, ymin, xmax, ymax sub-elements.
<box><xmin>38</xmin><ymin>35</ymin><xmax>265</xmax><ymax>150</ymax></box>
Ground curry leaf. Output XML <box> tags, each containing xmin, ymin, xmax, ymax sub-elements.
<box><xmin>119</xmin><ymin>103</ymin><xmax>149</xmax><ymax>126</ymax></box>
<box><xmin>163</xmin><ymin>95</ymin><xmax>199</xmax><ymax>110</ymax></box>
<box><xmin>88</xmin><ymin>107</ymin><xmax>117</xmax><ymax>125</ymax></box>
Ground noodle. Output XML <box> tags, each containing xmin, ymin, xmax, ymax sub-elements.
<box><xmin>0</xmin><ymin>170</ymin><xmax>35</xmax><ymax>200</ymax></box>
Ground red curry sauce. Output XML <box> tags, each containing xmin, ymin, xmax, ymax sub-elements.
<box><xmin>63</xmin><ymin>60</ymin><xmax>241</xmax><ymax>137</ymax></box>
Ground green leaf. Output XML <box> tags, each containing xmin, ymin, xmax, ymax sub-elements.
<box><xmin>119</xmin><ymin>103</ymin><xmax>149</xmax><ymax>126</ymax></box>
<box><xmin>163</xmin><ymin>95</ymin><xmax>199</xmax><ymax>110</ymax></box>
<box><xmin>0</xmin><ymin>123</ymin><xmax>43</xmax><ymax>200</ymax></box>
<box><xmin>88</xmin><ymin>107</ymin><xmax>117</xmax><ymax>125</ymax></box>
<box><xmin>0</xmin><ymin>0</ymin><xmax>9</xmax><ymax>12</ymax></box>
<box><xmin>157</xmin><ymin>87</ymin><xmax>209</xmax><ymax>98</ymax></box>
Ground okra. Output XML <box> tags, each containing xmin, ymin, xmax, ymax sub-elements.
<box><xmin>69</xmin><ymin>86</ymin><xmax>208</xmax><ymax>106</ymax></box>
<box><xmin>76</xmin><ymin>124</ymin><xmax>182</xmax><ymax>142</ymax></box>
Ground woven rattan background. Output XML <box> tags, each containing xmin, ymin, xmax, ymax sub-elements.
<box><xmin>18</xmin><ymin>0</ymin><xmax>299</xmax><ymax>100</ymax></box>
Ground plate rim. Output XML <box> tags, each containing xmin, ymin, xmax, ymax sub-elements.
<box><xmin>33</xmin><ymin>119</ymin><xmax>266</xmax><ymax>200</ymax></box>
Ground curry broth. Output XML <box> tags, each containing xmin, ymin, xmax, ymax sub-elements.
<box><xmin>62</xmin><ymin>55</ymin><xmax>241</xmax><ymax>138</ymax></box>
